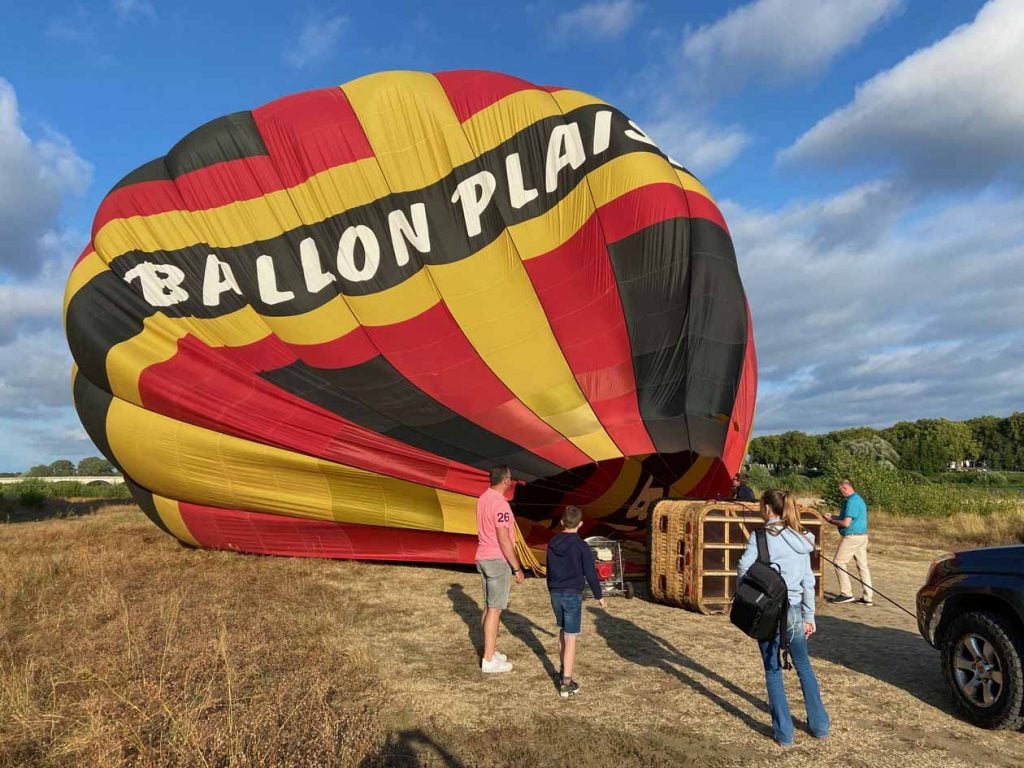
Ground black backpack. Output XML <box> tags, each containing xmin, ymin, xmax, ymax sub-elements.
<box><xmin>730</xmin><ymin>528</ymin><xmax>792</xmax><ymax>668</ymax></box>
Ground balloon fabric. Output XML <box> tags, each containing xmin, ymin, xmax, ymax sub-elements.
<box><xmin>64</xmin><ymin>70</ymin><xmax>757</xmax><ymax>566</ymax></box>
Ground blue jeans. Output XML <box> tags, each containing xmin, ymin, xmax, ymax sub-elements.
<box><xmin>549</xmin><ymin>591</ymin><xmax>583</xmax><ymax>634</ymax></box>
<box><xmin>758</xmin><ymin>608</ymin><xmax>830</xmax><ymax>745</ymax></box>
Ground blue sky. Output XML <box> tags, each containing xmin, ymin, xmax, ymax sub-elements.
<box><xmin>1</xmin><ymin>0</ymin><xmax>1021</xmax><ymax>471</ymax></box>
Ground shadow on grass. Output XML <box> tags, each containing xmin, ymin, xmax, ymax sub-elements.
<box><xmin>501</xmin><ymin>610</ymin><xmax>558</xmax><ymax>683</ymax></box>
<box><xmin>813</xmin><ymin>614</ymin><xmax>950</xmax><ymax>711</ymax></box>
<box><xmin>446</xmin><ymin>583</ymin><xmax>557</xmax><ymax>682</ymax></box>
<box><xmin>0</xmin><ymin>498</ymin><xmax>127</xmax><ymax>524</ymax></box>
<box><xmin>446</xmin><ymin>584</ymin><xmax>483</xmax><ymax>657</ymax></box>
<box><xmin>358</xmin><ymin>729</ymin><xmax>466</xmax><ymax>768</ymax></box>
<box><xmin>591</xmin><ymin>608</ymin><xmax>776</xmax><ymax>739</ymax></box>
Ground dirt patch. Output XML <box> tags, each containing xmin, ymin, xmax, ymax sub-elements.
<box><xmin>2</xmin><ymin>505</ymin><xmax>1022</xmax><ymax>767</ymax></box>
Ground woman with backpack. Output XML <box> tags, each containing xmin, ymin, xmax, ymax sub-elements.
<box><xmin>736</xmin><ymin>490</ymin><xmax>830</xmax><ymax>747</ymax></box>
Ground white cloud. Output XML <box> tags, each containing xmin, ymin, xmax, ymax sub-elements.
<box><xmin>550</xmin><ymin>0</ymin><xmax>641</xmax><ymax>42</ymax></box>
<box><xmin>779</xmin><ymin>0</ymin><xmax>1024</xmax><ymax>188</ymax></box>
<box><xmin>0</xmin><ymin>80</ymin><xmax>92</xmax><ymax>469</ymax></box>
<box><xmin>112</xmin><ymin>0</ymin><xmax>157</xmax><ymax>23</ymax></box>
<box><xmin>643</xmin><ymin>111</ymin><xmax>750</xmax><ymax>176</ymax></box>
<box><xmin>0</xmin><ymin>281</ymin><xmax>63</xmax><ymax>345</ymax></box>
<box><xmin>0</xmin><ymin>410</ymin><xmax>93</xmax><ymax>472</ymax></box>
<box><xmin>681</xmin><ymin>0</ymin><xmax>901</xmax><ymax>94</ymax></box>
<box><xmin>0</xmin><ymin>328</ymin><xmax>74</xmax><ymax>414</ymax></box>
<box><xmin>0</xmin><ymin>79</ymin><xmax>92</xmax><ymax>277</ymax></box>
<box><xmin>725</xmin><ymin>185</ymin><xmax>1024</xmax><ymax>433</ymax></box>
<box><xmin>283</xmin><ymin>14</ymin><xmax>348</xmax><ymax>70</ymax></box>
<box><xmin>0</xmin><ymin>265</ymin><xmax>88</xmax><ymax>470</ymax></box>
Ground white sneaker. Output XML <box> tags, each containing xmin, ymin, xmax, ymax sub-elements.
<box><xmin>481</xmin><ymin>657</ymin><xmax>513</xmax><ymax>673</ymax></box>
<box><xmin>494</xmin><ymin>651</ymin><xmax>508</xmax><ymax>662</ymax></box>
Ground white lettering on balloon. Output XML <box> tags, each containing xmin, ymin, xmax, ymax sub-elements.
<box><xmin>125</xmin><ymin>109</ymin><xmax>679</xmax><ymax>309</ymax></box>
<box><xmin>337</xmin><ymin>225</ymin><xmax>381</xmax><ymax>282</ymax></box>
<box><xmin>202</xmin><ymin>254</ymin><xmax>242</xmax><ymax>306</ymax></box>
<box><xmin>124</xmin><ymin>263</ymin><xmax>189</xmax><ymax>306</ymax></box>
<box><xmin>388</xmin><ymin>203</ymin><xmax>431</xmax><ymax>267</ymax></box>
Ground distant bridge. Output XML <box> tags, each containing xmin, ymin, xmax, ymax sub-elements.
<box><xmin>0</xmin><ymin>475</ymin><xmax>125</xmax><ymax>486</ymax></box>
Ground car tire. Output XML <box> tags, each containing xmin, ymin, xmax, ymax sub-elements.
<box><xmin>940</xmin><ymin>611</ymin><xmax>1024</xmax><ymax>730</ymax></box>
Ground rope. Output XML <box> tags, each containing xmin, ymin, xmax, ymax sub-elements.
<box><xmin>514</xmin><ymin>522</ymin><xmax>546</xmax><ymax>576</ymax></box>
<box><xmin>821</xmin><ymin>552</ymin><xmax>918</xmax><ymax>619</ymax></box>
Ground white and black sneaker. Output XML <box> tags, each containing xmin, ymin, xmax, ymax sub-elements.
<box><xmin>828</xmin><ymin>594</ymin><xmax>855</xmax><ymax>604</ymax></box>
<box><xmin>856</xmin><ymin>597</ymin><xmax>874</xmax><ymax>606</ymax></box>
<box><xmin>559</xmin><ymin>678</ymin><xmax>581</xmax><ymax>698</ymax></box>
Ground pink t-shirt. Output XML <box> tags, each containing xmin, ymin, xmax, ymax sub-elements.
<box><xmin>475</xmin><ymin>488</ymin><xmax>515</xmax><ymax>562</ymax></box>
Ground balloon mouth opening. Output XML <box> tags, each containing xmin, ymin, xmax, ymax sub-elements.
<box><xmin>511</xmin><ymin>454</ymin><xmax>697</xmax><ymax>538</ymax></box>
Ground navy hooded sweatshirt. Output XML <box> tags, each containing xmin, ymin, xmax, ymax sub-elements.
<box><xmin>546</xmin><ymin>532</ymin><xmax>603</xmax><ymax>599</ymax></box>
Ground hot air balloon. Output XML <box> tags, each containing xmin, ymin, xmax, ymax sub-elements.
<box><xmin>64</xmin><ymin>70</ymin><xmax>756</xmax><ymax>569</ymax></box>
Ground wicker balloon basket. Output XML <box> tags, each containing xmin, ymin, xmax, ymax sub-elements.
<box><xmin>647</xmin><ymin>499</ymin><xmax>826</xmax><ymax>614</ymax></box>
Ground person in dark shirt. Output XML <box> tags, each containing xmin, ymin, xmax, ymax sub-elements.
<box><xmin>546</xmin><ymin>505</ymin><xmax>606</xmax><ymax>698</ymax></box>
<box><xmin>733</xmin><ymin>473</ymin><xmax>756</xmax><ymax>502</ymax></box>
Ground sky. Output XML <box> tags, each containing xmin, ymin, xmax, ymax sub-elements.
<box><xmin>0</xmin><ymin>0</ymin><xmax>1022</xmax><ymax>471</ymax></box>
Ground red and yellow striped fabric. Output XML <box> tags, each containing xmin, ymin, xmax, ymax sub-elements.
<box><xmin>64</xmin><ymin>70</ymin><xmax>756</xmax><ymax>565</ymax></box>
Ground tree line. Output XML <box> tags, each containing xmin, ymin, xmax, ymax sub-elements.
<box><xmin>749</xmin><ymin>413</ymin><xmax>1024</xmax><ymax>475</ymax></box>
<box><xmin>21</xmin><ymin>457</ymin><xmax>118</xmax><ymax>477</ymax></box>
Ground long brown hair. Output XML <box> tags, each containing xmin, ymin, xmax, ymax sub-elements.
<box><xmin>760</xmin><ymin>489</ymin><xmax>804</xmax><ymax>533</ymax></box>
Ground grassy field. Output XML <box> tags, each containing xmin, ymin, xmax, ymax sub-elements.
<box><xmin>2</xmin><ymin>501</ymin><xmax>1023</xmax><ymax>767</ymax></box>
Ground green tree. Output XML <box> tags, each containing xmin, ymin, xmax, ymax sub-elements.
<box><xmin>1008</xmin><ymin>412</ymin><xmax>1024</xmax><ymax>470</ymax></box>
<box><xmin>882</xmin><ymin>419</ymin><xmax>979</xmax><ymax>474</ymax></box>
<box><xmin>837</xmin><ymin>435</ymin><xmax>900</xmax><ymax>468</ymax></box>
<box><xmin>770</xmin><ymin>431</ymin><xmax>823</xmax><ymax>468</ymax></box>
<box><xmin>822</xmin><ymin>450</ymin><xmax>903</xmax><ymax>509</ymax></box>
<box><xmin>48</xmin><ymin>459</ymin><xmax>76</xmax><ymax>477</ymax></box>
<box><xmin>77</xmin><ymin>456</ymin><xmax>115</xmax><ymax>476</ymax></box>
<box><xmin>822</xmin><ymin>427</ymin><xmax>879</xmax><ymax>447</ymax></box>
<box><xmin>967</xmin><ymin>416</ymin><xmax>1010</xmax><ymax>469</ymax></box>
<box><xmin>25</xmin><ymin>465</ymin><xmax>52</xmax><ymax>477</ymax></box>
<box><xmin>749</xmin><ymin>434</ymin><xmax>783</xmax><ymax>466</ymax></box>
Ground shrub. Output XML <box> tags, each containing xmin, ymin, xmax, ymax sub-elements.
<box><xmin>822</xmin><ymin>450</ymin><xmax>1018</xmax><ymax>517</ymax></box>
<box><xmin>15</xmin><ymin>481</ymin><xmax>47</xmax><ymax>509</ymax></box>
<box><xmin>745</xmin><ymin>464</ymin><xmax>772</xmax><ymax>493</ymax></box>
<box><xmin>942</xmin><ymin>471</ymin><xmax>1008</xmax><ymax>486</ymax></box>
<box><xmin>822</xmin><ymin>450</ymin><xmax>907</xmax><ymax>510</ymax></box>
<box><xmin>1</xmin><ymin>479</ymin><xmax>131</xmax><ymax>507</ymax></box>
<box><xmin>43</xmin><ymin>481</ymin><xmax>131</xmax><ymax>500</ymax></box>
<box><xmin>771</xmin><ymin>472</ymin><xmax>827</xmax><ymax>495</ymax></box>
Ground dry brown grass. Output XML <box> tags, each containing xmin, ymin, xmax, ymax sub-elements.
<box><xmin>937</xmin><ymin>509</ymin><xmax>1024</xmax><ymax>548</ymax></box>
<box><xmin>1</xmin><ymin>505</ymin><xmax>387</xmax><ymax>767</ymax></box>
<box><xmin>2</xmin><ymin>502</ymin><xmax>1023</xmax><ymax>767</ymax></box>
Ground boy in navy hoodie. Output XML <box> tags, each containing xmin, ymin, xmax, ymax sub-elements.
<box><xmin>546</xmin><ymin>505</ymin><xmax>606</xmax><ymax>698</ymax></box>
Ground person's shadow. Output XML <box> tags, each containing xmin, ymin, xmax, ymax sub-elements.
<box><xmin>591</xmin><ymin>608</ymin><xmax>778</xmax><ymax>739</ymax></box>
<box><xmin>358</xmin><ymin>729</ymin><xmax>465</xmax><ymax>768</ymax></box>
<box><xmin>813</xmin><ymin>615</ymin><xmax>950</xmax><ymax>710</ymax></box>
<box><xmin>446</xmin><ymin>583</ymin><xmax>558</xmax><ymax>684</ymax></box>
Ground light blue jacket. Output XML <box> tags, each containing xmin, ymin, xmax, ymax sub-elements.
<box><xmin>737</xmin><ymin>521</ymin><xmax>817</xmax><ymax>624</ymax></box>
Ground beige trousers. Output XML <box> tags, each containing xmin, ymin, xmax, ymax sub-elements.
<box><xmin>834</xmin><ymin>534</ymin><xmax>873</xmax><ymax>599</ymax></box>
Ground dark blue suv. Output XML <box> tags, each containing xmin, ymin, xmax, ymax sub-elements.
<box><xmin>917</xmin><ymin>545</ymin><xmax>1024</xmax><ymax>729</ymax></box>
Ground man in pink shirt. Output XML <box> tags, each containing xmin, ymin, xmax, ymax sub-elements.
<box><xmin>476</xmin><ymin>465</ymin><xmax>525</xmax><ymax>673</ymax></box>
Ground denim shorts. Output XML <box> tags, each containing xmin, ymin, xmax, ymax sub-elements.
<box><xmin>476</xmin><ymin>559</ymin><xmax>512</xmax><ymax>609</ymax></box>
<box><xmin>550</xmin><ymin>591</ymin><xmax>583</xmax><ymax>635</ymax></box>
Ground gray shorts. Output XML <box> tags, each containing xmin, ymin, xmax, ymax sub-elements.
<box><xmin>476</xmin><ymin>559</ymin><xmax>512</xmax><ymax>610</ymax></box>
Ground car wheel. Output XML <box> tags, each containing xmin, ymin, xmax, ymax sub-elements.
<box><xmin>940</xmin><ymin>611</ymin><xmax>1024</xmax><ymax>730</ymax></box>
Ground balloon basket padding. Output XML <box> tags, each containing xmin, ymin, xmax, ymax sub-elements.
<box><xmin>646</xmin><ymin>499</ymin><xmax>825</xmax><ymax>614</ymax></box>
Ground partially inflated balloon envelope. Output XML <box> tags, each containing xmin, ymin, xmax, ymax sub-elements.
<box><xmin>64</xmin><ymin>70</ymin><xmax>756</xmax><ymax>568</ymax></box>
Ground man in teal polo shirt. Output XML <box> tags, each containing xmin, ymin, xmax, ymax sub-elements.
<box><xmin>824</xmin><ymin>479</ymin><xmax>873</xmax><ymax>605</ymax></box>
